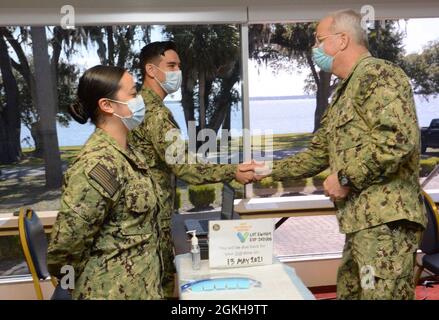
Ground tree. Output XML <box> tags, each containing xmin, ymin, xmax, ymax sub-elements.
<box><xmin>404</xmin><ymin>40</ymin><xmax>439</xmax><ymax>97</ymax></box>
<box><xmin>30</xmin><ymin>26</ymin><xmax>63</xmax><ymax>188</ymax></box>
<box><xmin>368</xmin><ymin>21</ymin><xmax>405</xmax><ymax>65</ymax></box>
<box><xmin>249</xmin><ymin>20</ymin><xmax>407</xmax><ymax>132</ymax></box>
<box><xmin>0</xmin><ymin>26</ymin><xmax>79</xmax><ymax>188</ymax></box>
<box><xmin>0</xmin><ymin>33</ymin><xmax>21</xmax><ymax>164</ymax></box>
<box><xmin>83</xmin><ymin>26</ymin><xmax>151</xmax><ymax>70</ymax></box>
<box><xmin>249</xmin><ymin>23</ymin><xmax>335</xmax><ymax>132</ymax></box>
<box><xmin>164</xmin><ymin>25</ymin><xmax>241</xmax><ymax>146</ymax></box>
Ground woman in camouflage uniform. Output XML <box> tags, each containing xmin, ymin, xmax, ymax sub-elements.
<box><xmin>47</xmin><ymin>65</ymin><xmax>165</xmax><ymax>299</ymax></box>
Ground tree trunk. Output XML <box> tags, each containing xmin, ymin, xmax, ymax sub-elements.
<box><xmin>181</xmin><ymin>87</ymin><xmax>195</xmax><ymax>129</ymax></box>
<box><xmin>3</xmin><ymin>27</ymin><xmax>43</xmax><ymax>157</ymax></box>
<box><xmin>50</xmin><ymin>27</ymin><xmax>62</xmax><ymax>115</ymax></box>
<box><xmin>198</xmin><ymin>70</ymin><xmax>206</xmax><ymax>131</ymax></box>
<box><xmin>207</xmin><ymin>62</ymin><xmax>240</xmax><ymax>134</ymax></box>
<box><xmin>220</xmin><ymin>105</ymin><xmax>231</xmax><ymax>142</ymax></box>
<box><xmin>31</xmin><ymin>26</ymin><xmax>63</xmax><ymax>189</ymax></box>
<box><xmin>313</xmin><ymin>71</ymin><xmax>331</xmax><ymax>133</ymax></box>
<box><xmin>0</xmin><ymin>34</ymin><xmax>21</xmax><ymax>164</ymax></box>
<box><xmin>30</xmin><ymin>121</ymin><xmax>44</xmax><ymax>157</ymax></box>
<box><xmin>106</xmin><ymin>26</ymin><xmax>115</xmax><ymax>66</ymax></box>
<box><xmin>181</xmin><ymin>73</ymin><xmax>195</xmax><ymax>130</ymax></box>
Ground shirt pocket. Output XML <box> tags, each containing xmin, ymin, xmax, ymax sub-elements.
<box><xmin>332</xmin><ymin>107</ymin><xmax>364</xmax><ymax>152</ymax></box>
<box><xmin>121</xmin><ymin>177</ymin><xmax>158</xmax><ymax>236</ymax></box>
<box><xmin>125</xmin><ymin>177</ymin><xmax>157</xmax><ymax>213</ymax></box>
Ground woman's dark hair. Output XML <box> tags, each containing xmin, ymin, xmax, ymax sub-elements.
<box><xmin>69</xmin><ymin>65</ymin><xmax>126</xmax><ymax>124</ymax></box>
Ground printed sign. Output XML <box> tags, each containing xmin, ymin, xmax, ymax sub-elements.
<box><xmin>208</xmin><ymin>219</ymin><xmax>274</xmax><ymax>269</ymax></box>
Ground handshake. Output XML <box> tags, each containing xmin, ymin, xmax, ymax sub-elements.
<box><xmin>235</xmin><ymin>160</ymin><xmax>272</xmax><ymax>185</ymax></box>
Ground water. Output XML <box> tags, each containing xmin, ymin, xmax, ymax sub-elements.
<box><xmin>20</xmin><ymin>95</ymin><xmax>439</xmax><ymax>148</ymax></box>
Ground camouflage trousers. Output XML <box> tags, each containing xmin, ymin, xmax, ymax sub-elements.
<box><xmin>337</xmin><ymin>220</ymin><xmax>423</xmax><ymax>300</ymax></box>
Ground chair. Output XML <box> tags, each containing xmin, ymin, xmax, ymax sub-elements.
<box><xmin>18</xmin><ymin>208</ymin><xmax>71</xmax><ymax>300</ymax></box>
<box><xmin>414</xmin><ymin>191</ymin><xmax>439</xmax><ymax>285</ymax></box>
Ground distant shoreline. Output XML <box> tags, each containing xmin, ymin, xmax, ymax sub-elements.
<box><xmin>249</xmin><ymin>95</ymin><xmax>316</xmax><ymax>101</ymax></box>
<box><xmin>166</xmin><ymin>95</ymin><xmax>316</xmax><ymax>104</ymax></box>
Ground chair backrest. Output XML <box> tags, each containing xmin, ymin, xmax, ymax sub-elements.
<box><xmin>18</xmin><ymin>208</ymin><xmax>72</xmax><ymax>300</ymax></box>
<box><xmin>420</xmin><ymin>191</ymin><xmax>439</xmax><ymax>254</ymax></box>
<box><xmin>20</xmin><ymin>208</ymin><xmax>50</xmax><ymax>278</ymax></box>
<box><xmin>18</xmin><ymin>208</ymin><xmax>51</xmax><ymax>299</ymax></box>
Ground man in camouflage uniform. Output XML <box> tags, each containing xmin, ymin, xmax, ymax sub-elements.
<box><xmin>259</xmin><ymin>10</ymin><xmax>427</xmax><ymax>299</ymax></box>
<box><xmin>129</xmin><ymin>41</ymin><xmax>256</xmax><ymax>297</ymax></box>
<box><xmin>48</xmin><ymin>128</ymin><xmax>165</xmax><ymax>299</ymax></box>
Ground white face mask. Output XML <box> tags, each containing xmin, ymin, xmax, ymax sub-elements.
<box><xmin>108</xmin><ymin>94</ymin><xmax>146</xmax><ymax>131</ymax></box>
<box><xmin>151</xmin><ymin>64</ymin><xmax>182</xmax><ymax>94</ymax></box>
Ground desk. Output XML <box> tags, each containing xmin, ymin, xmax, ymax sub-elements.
<box><xmin>171</xmin><ymin>213</ymin><xmax>315</xmax><ymax>300</ymax></box>
<box><xmin>175</xmin><ymin>254</ymin><xmax>315</xmax><ymax>300</ymax></box>
<box><xmin>234</xmin><ymin>195</ymin><xmax>336</xmax><ymax>219</ymax></box>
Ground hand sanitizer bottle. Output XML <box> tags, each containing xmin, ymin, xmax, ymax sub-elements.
<box><xmin>187</xmin><ymin>230</ymin><xmax>201</xmax><ymax>270</ymax></box>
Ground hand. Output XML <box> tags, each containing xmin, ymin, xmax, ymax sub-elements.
<box><xmin>235</xmin><ymin>160</ymin><xmax>264</xmax><ymax>184</ymax></box>
<box><xmin>253</xmin><ymin>165</ymin><xmax>272</xmax><ymax>181</ymax></box>
<box><xmin>252</xmin><ymin>161</ymin><xmax>272</xmax><ymax>182</ymax></box>
<box><xmin>323</xmin><ymin>172</ymin><xmax>350</xmax><ymax>202</ymax></box>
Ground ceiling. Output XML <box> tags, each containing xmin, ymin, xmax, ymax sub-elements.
<box><xmin>0</xmin><ymin>0</ymin><xmax>438</xmax><ymax>25</ymax></box>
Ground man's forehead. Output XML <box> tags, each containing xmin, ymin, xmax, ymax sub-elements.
<box><xmin>162</xmin><ymin>49</ymin><xmax>180</xmax><ymax>64</ymax></box>
<box><xmin>316</xmin><ymin>16</ymin><xmax>334</xmax><ymax>35</ymax></box>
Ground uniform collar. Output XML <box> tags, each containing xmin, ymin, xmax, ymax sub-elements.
<box><xmin>93</xmin><ymin>127</ymin><xmax>147</xmax><ymax>168</ymax></box>
<box><xmin>340</xmin><ymin>52</ymin><xmax>372</xmax><ymax>85</ymax></box>
<box><xmin>140</xmin><ymin>86</ymin><xmax>164</xmax><ymax>106</ymax></box>
<box><xmin>330</xmin><ymin>52</ymin><xmax>372</xmax><ymax>101</ymax></box>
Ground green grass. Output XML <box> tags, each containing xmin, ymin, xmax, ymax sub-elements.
<box><xmin>420</xmin><ymin>156</ymin><xmax>439</xmax><ymax>177</ymax></box>
<box><xmin>1</xmin><ymin>133</ymin><xmax>313</xmax><ymax>170</ymax></box>
<box><xmin>217</xmin><ymin>132</ymin><xmax>313</xmax><ymax>152</ymax></box>
<box><xmin>0</xmin><ymin>146</ymin><xmax>83</xmax><ymax>169</ymax></box>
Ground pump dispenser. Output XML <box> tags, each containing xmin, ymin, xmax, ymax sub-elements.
<box><xmin>187</xmin><ymin>230</ymin><xmax>201</xmax><ymax>270</ymax></box>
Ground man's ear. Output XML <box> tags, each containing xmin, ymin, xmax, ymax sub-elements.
<box><xmin>145</xmin><ymin>64</ymin><xmax>156</xmax><ymax>79</ymax></box>
<box><xmin>97</xmin><ymin>98</ymin><xmax>114</xmax><ymax>115</ymax></box>
<box><xmin>340</xmin><ymin>32</ymin><xmax>350</xmax><ymax>51</ymax></box>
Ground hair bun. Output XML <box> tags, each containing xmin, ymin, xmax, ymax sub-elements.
<box><xmin>69</xmin><ymin>99</ymin><xmax>89</xmax><ymax>124</ymax></box>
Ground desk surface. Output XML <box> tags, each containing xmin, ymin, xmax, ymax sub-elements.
<box><xmin>172</xmin><ymin>214</ymin><xmax>315</xmax><ymax>300</ymax></box>
<box><xmin>234</xmin><ymin>194</ymin><xmax>335</xmax><ymax>214</ymax></box>
<box><xmin>175</xmin><ymin>254</ymin><xmax>315</xmax><ymax>300</ymax></box>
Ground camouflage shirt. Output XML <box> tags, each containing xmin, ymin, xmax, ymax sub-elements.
<box><xmin>47</xmin><ymin>128</ymin><xmax>165</xmax><ymax>299</ymax></box>
<box><xmin>128</xmin><ymin>87</ymin><xmax>237</xmax><ymax>293</ymax></box>
<box><xmin>272</xmin><ymin>54</ymin><xmax>427</xmax><ymax>234</ymax></box>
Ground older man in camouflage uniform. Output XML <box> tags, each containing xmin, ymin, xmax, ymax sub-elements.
<box><xmin>129</xmin><ymin>41</ymin><xmax>257</xmax><ymax>297</ymax></box>
<box><xmin>259</xmin><ymin>10</ymin><xmax>427</xmax><ymax>299</ymax></box>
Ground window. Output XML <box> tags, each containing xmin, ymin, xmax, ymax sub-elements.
<box><xmin>248</xmin><ymin>18</ymin><xmax>439</xmax><ymax>256</ymax></box>
<box><xmin>1</xmin><ymin>24</ymin><xmax>245</xmax><ymax>279</ymax></box>
<box><xmin>1</xmin><ymin>16</ymin><xmax>438</xmax><ymax>278</ymax></box>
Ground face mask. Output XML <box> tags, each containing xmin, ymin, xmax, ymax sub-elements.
<box><xmin>152</xmin><ymin>65</ymin><xmax>182</xmax><ymax>94</ymax></box>
<box><xmin>312</xmin><ymin>43</ymin><xmax>340</xmax><ymax>73</ymax></box>
<box><xmin>109</xmin><ymin>94</ymin><xmax>146</xmax><ymax>131</ymax></box>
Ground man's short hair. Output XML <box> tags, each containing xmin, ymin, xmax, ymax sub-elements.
<box><xmin>138</xmin><ymin>41</ymin><xmax>177</xmax><ymax>81</ymax></box>
<box><xmin>328</xmin><ymin>9</ymin><xmax>368</xmax><ymax>48</ymax></box>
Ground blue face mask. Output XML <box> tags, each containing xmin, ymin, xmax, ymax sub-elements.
<box><xmin>109</xmin><ymin>94</ymin><xmax>146</xmax><ymax>131</ymax></box>
<box><xmin>312</xmin><ymin>43</ymin><xmax>337</xmax><ymax>73</ymax></box>
<box><xmin>152</xmin><ymin>65</ymin><xmax>182</xmax><ymax>94</ymax></box>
